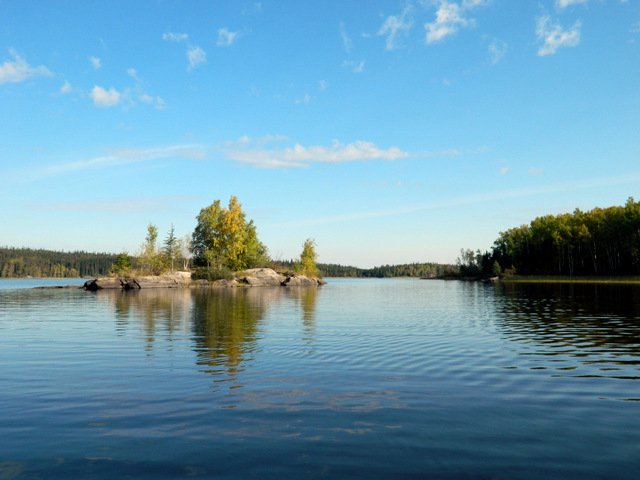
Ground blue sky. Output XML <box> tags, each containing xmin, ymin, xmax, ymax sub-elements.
<box><xmin>1</xmin><ymin>0</ymin><xmax>639</xmax><ymax>268</ymax></box>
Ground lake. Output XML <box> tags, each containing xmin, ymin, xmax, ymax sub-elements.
<box><xmin>1</xmin><ymin>278</ymin><xmax>639</xmax><ymax>479</ymax></box>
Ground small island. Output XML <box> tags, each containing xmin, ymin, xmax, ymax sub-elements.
<box><xmin>83</xmin><ymin>268</ymin><xmax>325</xmax><ymax>290</ymax></box>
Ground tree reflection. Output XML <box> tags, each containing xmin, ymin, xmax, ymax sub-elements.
<box><xmin>287</xmin><ymin>286</ymin><xmax>320</xmax><ymax>352</ymax></box>
<box><xmin>190</xmin><ymin>287</ymin><xmax>292</xmax><ymax>386</ymax></box>
<box><xmin>97</xmin><ymin>285</ymin><xmax>321</xmax><ymax>384</ymax></box>
<box><xmin>491</xmin><ymin>282</ymin><xmax>640</xmax><ymax>369</ymax></box>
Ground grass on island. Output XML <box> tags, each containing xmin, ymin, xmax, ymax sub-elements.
<box><xmin>501</xmin><ymin>275</ymin><xmax>640</xmax><ymax>284</ymax></box>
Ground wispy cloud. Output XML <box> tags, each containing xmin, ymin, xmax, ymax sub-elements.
<box><xmin>139</xmin><ymin>93</ymin><xmax>166</xmax><ymax>109</ymax></box>
<box><xmin>425</xmin><ymin>0</ymin><xmax>488</xmax><ymax>44</ymax></box>
<box><xmin>340</xmin><ymin>22</ymin><xmax>353</xmax><ymax>53</ymax></box>
<box><xmin>59</xmin><ymin>80</ymin><xmax>72</xmax><ymax>94</ymax></box>
<box><xmin>378</xmin><ymin>3</ymin><xmax>414</xmax><ymax>50</ymax></box>
<box><xmin>90</xmin><ymin>85</ymin><xmax>121</xmax><ymax>107</ymax></box>
<box><xmin>224</xmin><ymin>137</ymin><xmax>410</xmax><ymax>169</ymax></box>
<box><xmin>217</xmin><ymin>28</ymin><xmax>240</xmax><ymax>46</ymax></box>
<box><xmin>556</xmin><ymin>0</ymin><xmax>588</xmax><ymax>8</ymax></box>
<box><xmin>242</xmin><ymin>3</ymin><xmax>262</xmax><ymax>15</ymax></box>
<box><xmin>89</xmin><ymin>56</ymin><xmax>101</xmax><ymax>70</ymax></box>
<box><xmin>163</xmin><ymin>32</ymin><xmax>206</xmax><ymax>70</ymax></box>
<box><xmin>0</xmin><ymin>49</ymin><xmax>53</xmax><ymax>84</ymax></box>
<box><xmin>187</xmin><ymin>46</ymin><xmax>207</xmax><ymax>70</ymax></box>
<box><xmin>536</xmin><ymin>15</ymin><xmax>581</xmax><ymax>56</ymax></box>
<box><xmin>32</xmin><ymin>195</ymin><xmax>199</xmax><ymax>213</ymax></box>
<box><xmin>126</xmin><ymin>69</ymin><xmax>166</xmax><ymax>109</ymax></box>
<box><xmin>342</xmin><ymin>59</ymin><xmax>365</xmax><ymax>73</ymax></box>
<box><xmin>271</xmin><ymin>172</ymin><xmax>640</xmax><ymax>228</ymax></box>
<box><xmin>295</xmin><ymin>93</ymin><xmax>311</xmax><ymax>104</ymax></box>
<box><xmin>488</xmin><ymin>38</ymin><xmax>508</xmax><ymax>65</ymax></box>
<box><xmin>162</xmin><ymin>32</ymin><xmax>189</xmax><ymax>42</ymax></box>
<box><xmin>41</xmin><ymin>145</ymin><xmax>207</xmax><ymax>176</ymax></box>
<box><xmin>366</xmin><ymin>180</ymin><xmax>425</xmax><ymax>188</ymax></box>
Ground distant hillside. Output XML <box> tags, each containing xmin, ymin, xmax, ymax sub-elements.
<box><xmin>0</xmin><ymin>247</ymin><xmax>118</xmax><ymax>278</ymax></box>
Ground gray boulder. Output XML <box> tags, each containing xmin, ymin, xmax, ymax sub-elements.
<box><xmin>237</xmin><ymin>268</ymin><xmax>286</xmax><ymax>287</ymax></box>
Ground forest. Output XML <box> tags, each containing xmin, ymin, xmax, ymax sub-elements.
<box><xmin>461</xmin><ymin>197</ymin><xmax>640</xmax><ymax>277</ymax></box>
<box><xmin>270</xmin><ymin>260</ymin><xmax>454</xmax><ymax>278</ymax></box>
<box><xmin>0</xmin><ymin>247</ymin><xmax>118</xmax><ymax>278</ymax></box>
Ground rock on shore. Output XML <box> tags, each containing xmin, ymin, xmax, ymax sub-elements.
<box><xmin>83</xmin><ymin>268</ymin><xmax>325</xmax><ymax>290</ymax></box>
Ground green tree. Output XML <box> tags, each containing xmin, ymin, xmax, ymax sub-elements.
<box><xmin>295</xmin><ymin>238</ymin><xmax>320</xmax><ymax>278</ymax></box>
<box><xmin>191</xmin><ymin>196</ymin><xmax>268</xmax><ymax>271</ymax></box>
<box><xmin>137</xmin><ymin>223</ymin><xmax>166</xmax><ymax>275</ymax></box>
<box><xmin>164</xmin><ymin>224</ymin><xmax>178</xmax><ymax>271</ymax></box>
<box><xmin>110</xmin><ymin>252</ymin><xmax>132</xmax><ymax>276</ymax></box>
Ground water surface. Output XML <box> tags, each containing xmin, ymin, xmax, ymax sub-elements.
<box><xmin>1</xmin><ymin>279</ymin><xmax>639</xmax><ymax>479</ymax></box>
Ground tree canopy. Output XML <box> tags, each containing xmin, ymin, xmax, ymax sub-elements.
<box><xmin>487</xmin><ymin>197</ymin><xmax>640</xmax><ymax>276</ymax></box>
<box><xmin>294</xmin><ymin>238</ymin><xmax>319</xmax><ymax>278</ymax></box>
<box><xmin>191</xmin><ymin>196</ymin><xmax>268</xmax><ymax>271</ymax></box>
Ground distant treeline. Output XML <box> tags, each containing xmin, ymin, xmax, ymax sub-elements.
<box><xmin>461</xmin><ymin>197</ymin><xmax>640</xmax><ymax>277</ymax></box>
<box><xmin>0</xmin><ymin>247</ymin><xmax>118</xmax><ymax>278</ymax></box>
<box><xmin>275</xmin><ymin>260</ymin><xmax>454</xmax><ymax>278</ymax></box>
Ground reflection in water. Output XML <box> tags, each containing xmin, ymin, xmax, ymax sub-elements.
<box><xmin>191</xmin><ymin>288</ymin><xmax>269</xmax><ymax>381</ymax></box>
<box><xmin>101</xmin><ymin>289</ymin><xmax>192</xmax><ymax>351</ymax></box>
<box><xmin>491</xmin><ymin>282</ymin><xmax>640</xmax><ymax>389</ymax></box>
<box><xmin>97</xmin><ymin>286</ymin><xmax>321</xmax><ymax>385</ymax></box>
<box><xmin>290</xmin><ymin>286</ymin><xmax>318</xmax><ymax>352</ymax></box>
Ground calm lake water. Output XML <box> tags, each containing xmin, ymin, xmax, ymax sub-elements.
<box><xmin>1</xmin><ymin>278</ymin><xmax>639</xmax><ymax>479</ymax></box>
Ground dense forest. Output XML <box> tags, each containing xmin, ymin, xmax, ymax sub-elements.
<box><xmin>462</xmin><ymin>197</ymin><xmax>640</xmax><ymax>277</ymax></box>
<box><xmin>273</xmin><ymin>260</ymin><xmax>455</xmax><ymax>278</ymax></box>
<box><xmin>0</xmin><ymin>247</ymin><xmax>119</xmax><ymax>278</ymax></box>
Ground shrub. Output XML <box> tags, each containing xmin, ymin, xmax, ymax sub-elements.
<box><xmin>192</xmin><ymin>266</ymin><xmax>234</xmax><ymax>282</ymax></box>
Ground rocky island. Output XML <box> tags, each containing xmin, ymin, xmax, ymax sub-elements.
<box><xmin>83</xmin><ymin>268</ymin><xmax>326</xmax><ymax>291</ymax></box>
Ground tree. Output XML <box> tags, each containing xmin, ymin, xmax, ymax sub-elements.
<box><xmin>164</xmin><ymin>224</ymin><xmax>178</xmax><ymax>271</ymax></box>
<box><xmin>295</xmin><ymin>238</ymin><xmax>319</xmax><ymax>278</ymax></box>
<box><xmin>110</xmin><ymin>252</ymin><xmax>132</xmax><ymax>276</ymax></box>
<box><xmin>137</xmin><ymin>223</ymin><xmax>165</xmax><ymax>275</ymax></box>
<box><xmin>177</xmin><ymin>234</ymin><xmax>193</xmax><ymax>270</ymax></box>
<box><xmin>191</xmin><ymin>196</ymin><xmax>269</xmax><ymax>271</ymax></box>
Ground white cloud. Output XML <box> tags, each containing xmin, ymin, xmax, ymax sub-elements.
<box><xmin>342</xmin><ymin>59</ymin><xmax>365</xmax><ymax>73</ymax></box>
<box><xmin>242</xmin><ymin>3</ymin><xmax>262</xmax><ymax>15</ymax></box>
<box><xmin>528</xmin><ymin>167</ymin><xmax>544</xmax><ymax>176</ymax></box>
<box><xmin>318</xmin><ymin>80</ymin><xmax>327</xmax><ymax>91</ymax></box>
<box><xmin>378</xmin><ymin>4</ymin><xmax>414</xmax><ymax>50</ymax></box>
<box><xmin>425</xmin><ymin>1</ymin><xmax>468</xmax><ymax>44</ymax></box>
<box><xmin>217</xmin><ymin>28</ymin><xmax>240</xmax><ymax>46</ymax></box>
<box><xmin>163</xmin><ymin>32</ymin><xmax>206</xmax><ymax>71</ymax></box>
<box><xmin>340</xmin><ymin>22</ymin><xmax>353</xmax><ymax>53</ymax></box>
<box><xmin>187</xmin><ymin>45</ymin><xmax>207</xmax><ymax>70</ymax></box>
<box><xmin>424</xmin><ymin>0</ymin><xmax>488</xmax><ymax>44</ymax></box>
<box><xmin>0</xmin><ymin>49</ymin><xmax>53</xmax><ymax>84</ymax></box>
<box><xmin>139</xmin><ymin>94</ymin><xmax>166</xmax><ymax>109</ymax></box>
<box><xmin>89</xmin><ymin>56</ymin><xmax>101</xmax><ymax>70</ymax></box>
<box><xmin>225</xmin><ymin>137</ymin><xmax>410</xmax><ymax>169</ymax></box>
<box><xmin>89</xmin><ymin>85</ymin><xmax>121</xmax><ymax>107</ymax></box>
<box><xmin>127</xmin><ymin>68</ymin><xmax>141</xmax><ymax>81</ymax></box>
<box><xmin>42</xmin><ymin>145</ymin><xmax>207</xmax><ymax>176</ymax></box>
<box><xmin>162</xmin><ymin>32</ymin><xmax>189</xmax><ymax>42</ymax></box>
<box><xmin>488</xmin><ymin>38</ymin><xmax>508</xmax><ymax>64</ymax></box>
<box><xmin>556</xmin><ymin>0</ymin><xmax>588</xmax><ymax>8</ymax></box>
<box><xmin>295</xmin><ymin>94</ymin><xmax>311</xmax><ymax>104</ymax></box>
<box><xmin>536</xmin><ymin>15</ymin><xmax>581</xmax><ymax>56</ymax></box>
<box><xmin>60</xmin><ymin>80</ymin><xmax>72</xmax><ymax>94</ymax></box>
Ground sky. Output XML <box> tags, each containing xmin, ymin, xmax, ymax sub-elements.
<box><xmin>1</xmin><ymin>0</ymin><xmax>639</xmax><ymax>268</ymax></box>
